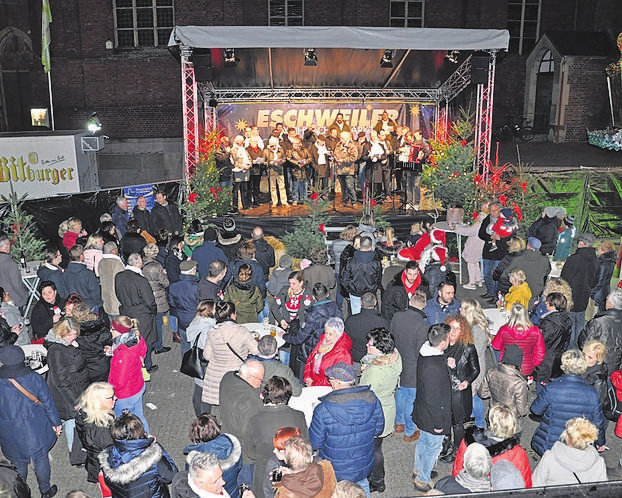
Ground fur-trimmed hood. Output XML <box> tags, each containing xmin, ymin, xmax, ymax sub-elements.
<box><xmin>99</xmin><ymin>438</ymin><xmax>162</xmax><ymax>484</ymax></box>
<box><xmin>464</xmin><ymin>426</ymin><xmax>520</xmax><ymax>458</ymax></box>
<box><xmin>369</xmin><ymin>349</ymin><xmax>401</xmax><ymax>367</ymax></box>
<box><xmin>182</xmin><ymin>433</ymin><xmax>242</xmax><ymax>471</ymax></box>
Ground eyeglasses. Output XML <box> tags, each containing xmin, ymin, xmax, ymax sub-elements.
<box><xmin>248</xmin><ymin>373</ymin><xmax>264</xmax><ymax>383</ymax></box>
<box><xmin>106</xmin><ymin>395</ymin><xmax>117</xmax><ymax>400</ymax></box>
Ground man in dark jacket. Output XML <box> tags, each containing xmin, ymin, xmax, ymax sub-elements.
<box><xmin>132</xmin><ymin>196</ymin><xmax>153</xmax><ymax>236</ymax></box>
<box><xmin>115</xmin><ymin>253</ymin><xmax>157</xmax><ymax>371</ymax></box>
<box><xmin>341</xmin><ymin>236</ymin><xmax>381</xmax><ymax>315</ymax></box>
<box><xmin>309</xmin><ymin>362</ymin><xmax>384</xmax><ymax>494</ymax></box>
<box><xmin>561</xmin><ymin>232</ymin><xmax>600</xmax><ymax>347</ymax></box>
<box><xmin>527</xmin><ymin>207</ymin><xmax>560</xmax><ymax>256</ymax></box>
<box><xmin>251</xmin><ymin>226</ymin><xmax>275</xmax><ymax>279</ymax></box>
<box><xmin>151</xmin><ymin>190</ymin><xmax>182</xmax><ymax>236</ymax></box>
<box><xmin>382</xmin><ymin>261</ymin><xmax>427</xmax><ymax>321</ymax></box>
<box><xmin>168</xmin><ymin>260</ymin><xmax>199</xmax><ymax>354</ymax></box>
<box><xmin>192</xmin><ymin>227</ymin><xmax>228</xmax><ymax>279</ymax></box>
<box><xmin>412</xmin><ymin>323</ymin><xmax>452</xmax><ymax>492</ymax></box>
<box><xmin>504</xmin><ymin>237</ymin><xmax>550</xmax><ymax>300</ymax></box>
<box><xmin>302</xmin><ymin>247</ymin><xmax>337</xmax><ymax>300</ymax></box>
<box><xmin>198</xmin><ymin>259</ymin><xmax>226</xmax><ymax>302</ymax></box>
<box><xmin>64</xmin><ymin>245</ymin><xmax>103</xmax><ymax>310</ymax></box>
<box><xmin>172</xmin><ymin>452</ymin><xmax>229</xmax><ymax>498</ymax></box>
<box><xmin>345</xmin><ymin>292</ymin><xmax>387</xmax><ymax>364</ymax></box>
<box><xmin>478</xmin><ymin>201</ymin><xmax>511</xmax><ymax>302</ymax></box>
<box><xmin>110</xmin><ymin>195</ymin><xmax>129</xmax><ymax>238</ymax></box>
<box><xmin>391</xmin><ymin>290</ymin><xmax>428</xmax><ymax>442</ymax></box>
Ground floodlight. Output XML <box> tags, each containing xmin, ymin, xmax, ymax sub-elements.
<box><xmin>380</xmin><ymin>50</ymin><xmax>393</xmax><ymax>68</ymax></box>
<box><xmin>304</xmin><ymin>48</ymin><xmax>317</xmax><ymax>66</ymax></box>
<box><xmin>224</xmin><ymin>48</ymin><xmax>237</xmax><ymax>66</ymax></box>
<box><xmin>445</xmin><ymin>50</ymin><xmax>460</xmax><ymax>64</ymax></box>
<box><xmin>87</xmin><ymin>112</ymin><xmax>102</xmax><ymax>134</ymax></box>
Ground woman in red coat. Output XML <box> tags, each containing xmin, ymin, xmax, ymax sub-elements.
<box><xmin>304</xmin><ymin>317</ymin><xmax>353</xmax><ymax>386</ymax></box>
<box><xmin>491</xmin><ymin>303</ymin><xmax>545</xmax><ymax>376</ymax></box>
<box><xmin>452</xmin><ymin>404</ymin><xmax>532</xmax><ymax>488</ymax></box>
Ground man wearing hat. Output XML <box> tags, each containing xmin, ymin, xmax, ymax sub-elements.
<box><xmin>504</xmin><ymin>237</ymin><xmax>550</xmax><ymax>300</ymax></box>
<box><xmin>216</xmin><ymin>217</ymin><xmax>243</xmax><ymax>264</ymax></box>
<box><xmin>309</xmin><ymin>362</ymin><xmax>384</xmax><ymax>494</ymax></box>
<box><xmin>248</xmin><ymin>335</ymin><xmax>302</xmax><ymax>396</ymax></box>
<box><xmin>554</xmin><ymin>216</ymin><xmax>576</xmax><ymax>262</ymax></box>
<box><xmin>192</xmin><ymin>227</ymin><xmax>228</xmax><ymax>279</ymax></box>
<box><xmin>168</xmin><ymin>260</ymin><xmax>199</xmax><ymax>354</ymax></box>
<box><xmin>561</xmin><ymin>233</ymin><xmax>600</xmax><ymax>347</ymax></box>
<box><xmin>0</xmin><ymin>346</ymin><xmax>62</xmax><ymax>498</ymax></box>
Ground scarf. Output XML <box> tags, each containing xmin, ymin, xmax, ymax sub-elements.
<box><xmin>401</xmin><ymin>271</ymin><xmax>421</xmax><ymax>298</ymax></box>
<box><xmin>455</xmin><ymin>470</ymin><xmax>490</xmax><ymax>493</ymax></box>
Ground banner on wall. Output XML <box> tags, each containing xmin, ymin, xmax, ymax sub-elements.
<box><xmin>124</xmin><ymin>184</ymin><xmax>155</xmax><ymax>211</ymax></box>
<box><xmin>217</xmin><ymin>102</ymin><xmax>436</xmax><ymax>140</ymax></box>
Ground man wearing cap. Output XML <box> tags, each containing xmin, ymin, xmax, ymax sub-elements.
<box><xmin>216</xmin><ymin>217</ymin><xmax>243</xmax><ymax>264</ymax></box>
<box><xmin>168</xmin><ymin>260</ymin><xmax>199</xmax><ymax>354</ymax></box>
<box><xmin>561</xmin><ymin>233</ymin><xmax>600</xmax><ymax>346</ymax></box>
<box><xmin>249</xmin><ymin>335</ymin><xmax>303</xmax><ymax>396</ymax></box>
<box><xmin>504</xmin><ymin>237</ymin><xmax>550</xmax><ymax>300</ymax></box>
<box><xmin>192</xmin><ymin>228</ymin><xmax>228</xmax><ymax>279</ymax></box>
<box><xmin>309</xmin><ymin>362</ymin><xmax>384</xmax><ymax>495</ymax></box>
<box><xmin>554</xmin><ymin>216</ymin><xmax>576</xmax><ymax>262</ymax></box>
<box><xmin>198</xmin><ymin>260</ymin><xmax>227</xmax><ymax>302</ymax></box>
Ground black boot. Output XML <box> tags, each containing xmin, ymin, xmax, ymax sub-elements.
<box><xmin>438</xmin><ymin>434</ymin><xmax>453</xmax><ymax>459</ymax></box>
<box><xmin>41</xmin><ymin>485</ymin><xmax>58</xmax><ymax>498</ymax></box>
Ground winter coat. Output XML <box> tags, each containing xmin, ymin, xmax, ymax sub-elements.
<box><xmin>492</xmin><ymin>250</ymin><xmax>523</xmax><ymax>296</ymax></box>
<box><xmin>64</xmin><ymin>262</ymin><xmax>103</xmax><ymax>308</ymax></box>
<box><xmin>360</xmin><ymin>350</ymin><xmax>402</xmax><ymax>437</ymax></box>
<box><xmin>84</xmin><ymin>248</ymin><xmax>104</xmax><ymax>277</ymax></box>
<box><xmin>390</xmin><ymin>307</ymin><xmax>428</xmax><ymax>388</ymax></box>
<box><xmin>0</xmin><ymin>458</ymin><xmax>30</xmax><ymax>498</ymax></box>
<box><xmin>530</xmin><ymin>374</ymin><xmax>606</xmax><ymax>456</ymax></box>
<box><xmin>382</xmin><ymin>270</ymin><xmax>428</xmax><ymax>321</ymax></box>
<box><xmin>423</xmin><ymin>297</ymin><xmax>461</xmax><ymax>326</ymax></box>
<box><xmin>115</xmin><ymin>269</ymin><xmax>157</xmax><ymax>345</ymax></box>
<box><xmin>286</xmin><ymin>146</ymin><xmax>311</xmax><ymax>181</ymax></box>
<box><xmin>505</xmin><ymin>249</ymin><xmax>550</xmax><ymax>299</ymax></box>
<box><xmin>331</xmin><ymin>240</ymin><xmax>350</xmax><ymax>275</ymax></box>
<box><xmin>183</xmin><ymin>434</ymin><xmax>242</xmax><ymax>498</ymax></box>
<box><xmin>198</xmin><ymin>277</ymin><xmax>223</xmax><ymax>303</ymax></box>
<box><xmin>413</xmin><ymin>342</ymin><xmax>452</xmax><ymax>436</ymax></box>
<box><xmin>333</xmin><ymin>140</ymin><xmax>359</xmax><ymax>176</ymax></box>
<box><xmin>302</xmin><ymin>265</ymin><xmax>336</xmax><ymax>300</ymax></box>
<box><xmin>346</xmin><ymin>308</ymin><xmax>388</xmax><ymax>364</ymax></box>
<box><xmin>504</xmin><ymin>282</ymin><xmax>532</xmax><ymax>310</ymax></box>
<box><xmin>111</xmin><ymin>205</ymin><xmax>129</xmax><ymax>238</ymax></box>
<box><xmin>74</xmin><ymin>408</ymin><xmax>114</xmax><ymax>483</ymax></box>
<box><xmin>45</xmin><ymin>332</ymin><xmax>90</xmax><ymax>420</ymax></box>
<box><xmin>528</xmin><ymin>216</ymin><xmax>560</xmax><ymax>255</ymax></box>
<box><xmin>253</xmin><ymin>239</ymin><xmax>275</xmax><ymax>279</ymax></box>
<box><xmin>132</xmin><ymin>206</ymin><xmax>153</xmax><ymax>236</ymax></box>
<box><xmin>120</xmin><ymin>233</ymin><xmax>147</xmax><ymax>262</ymax></box>
<box><xmin>270</xmin><ymin>286</ymin><xmax>314</xmax><ymax>327</ymax></box>
<box><xmin>0</xmin><ymin>370</ymin><xmax>61</xmax><ymax>464</ymax></box>
<box><xmin>108</xmin><ymin>333</ymin><xmax>147</xmax><ymax>400</ymax></box>
<box><xmin>168</xmin><ymin>275</ymin><xmax>199</xmax><ymax>331</ymax></box>
<box><xmin>231</xmin><ymin>260</ymin><xmax>267</xmax><ymax>298</ymax></box>
<box><xmin>561</xmin><ymin>246</ymin><xmax>600</xmax><ymax>312</ymax></box>
<box><xmin>142</xmin><ymin>258</ymin><xmax>170</xmax><ymax>313</ymax></box>
<box><xmin>151</xmin><ymin>201</ymin><xmax>182</xmax><ymax>235</ymax></box>
<box><xmin>455</xmin><ymin>221</ymin><xmax>485</xmax><ymax>263</ymax></box>
<box><xmin>309</xmin><ymin>385</ymin><xmax>384</xmax><ymax>482</ymax></box>
<box><xmin>37</xmin><ymin>263</ymin><xmax>68</xmax><ymax>301</ymax></box>
<box><xmin>452</xmin><ymin>427</ymin><xmax>532</xmax><ymax>488</ymax></box>
<box><xmin>192</xmin><ymin>241</ymin><xmax>228</xmax><ymax>280</ymax></box>
<box><xmin>478</xmin><ymin>215</ymin><xmax>510</xmax><ymax>261</ymax></box>
<box><xmin>267</xmin><ymin>268</ymin><xmax>291</xmax><ymax>298</ymax></box>
<box><xmin>533</xmin><ymin>311</ymin><xmax>572</xmax><ymax>383</ymax></box>
<box><xmin>202</xmin><ymin>321</ymin><xmax>259</xmax><ymax>405</ymax></box>
<box><xmin>30</xmin><ymin>294</ymin><xmax>63</xmax><ymax>340</ymax></box>
<box><xmin>76</xmin><ymin>316</ymin><xmax>112</xmax><ymax>383</ymax></box>
<box><xmin>341</xmin><ymin>250</ymin><xmax>382</xmax><ymax>297</ymax></box>
<box><xmin>249</xmin><ymin>355</ymin><xmax>303</xmax><ymax>397</ymax></box>
<box><xmin>99</xmin><ymin>255</ymin><xmax>125</xmax><ymax>316</ymax></box>
<box><xmin>284</xmin><ymin>299</ymin><xmax>342</xmax><ymax>357</ymax></box>
<box><xmin>216</xmin><ymin>233</ymin><xmax>243</xmax><ymax>264</ymax></box>
<box><xmin>478</xmin><ymin>363</ymin><xmax>529</xmax><ymax>430</ymax></box>
<box><xmin>99</xmin><ymin>437</ymin><xmax>177</xmax><ymax>498</ymax></box>
<box><xmin>248</xmin><ymin>404</ymin><xmax>309</xmax><ymax>497</ymax></box>
<box><xmin>303</xmin><ymin>333</ymin><xmax>353</xmax><ymax>386</ymax></box>
<box><xmin>63</xmin><ymin>230</ymin><xmax>80</xmax><ymax>252</ymax></box>
<box><xmin>585</xmin><ymin>362</ymin><xmax>608</xmax><ymax>406</ymax></box>
<box><xmin>533</xmin><ymin>441</ymin><xmax>606</xmax><ymax>486</ymax></box>
<box><xmin>219</xmin><ymin>372</ymin><xmax>263</xmax><ymax>458</ymax></box>
<box><xmin>591</xmin><ymin>251</ymin><xmax>617</xmax><ymax>311</ymax></box>
<box><xmin>447</xmin><ymin>342</ymin><xmax>480</xmax><ymax>422</ymax></box>
<box><xmin>273</xmin><ymin>460</ymin><xmax>336</xmax><ymax>498</ymax></box>
<box><xmin>555</xmin><ymin>227</ymin><xmax>576</xmax><ymax>262</ymax></box>
<box><xmin>223</xmin><ymin>279</ymin><xmax>263</xmax><ymax>325</ymax></box>
<box><xmin>164</xmin><ymin>251</ymin><xmax>183</xmax><ymax>284</ymax></box>
<box><xmin>491</xmin><ymin>325</ymin><xmax>545</xmax><ymax>376</ymax></box>
<box><xmin>578</xmin><ymin>308</ymin><xmax>622</xmax><ymax>375</ymax></box>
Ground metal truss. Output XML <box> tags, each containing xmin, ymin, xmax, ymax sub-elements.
<box><xmin>474</xmin><ymin>52</ymin><xmax>497</xmax><ymax>175</ymax></box>
<box><xmin>181</xmin><ymin>47</ymin><xmax>199</xmax><ymax>181</ymax></box>
<box><xmin>438</xmin><ymin>56</ymin><xmax>472</xmax><ymax>103</ymax></box>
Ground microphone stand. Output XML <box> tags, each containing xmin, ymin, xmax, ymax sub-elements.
<box><xmin>326</xmin><ymin>154</ymin><xmax>345</xmax><ymax>216</ymax></box>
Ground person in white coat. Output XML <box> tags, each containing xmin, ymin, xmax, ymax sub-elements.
<box><xmin>454</xmin><ymin>212</ymin><xmax>486</xmax><ymax>290</ymax></box>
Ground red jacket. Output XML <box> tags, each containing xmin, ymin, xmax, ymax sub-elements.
<box><xmin>304</xmin><ymin>333</ymin><xmax>353</xmax><ymax>386</ymax></box>
<box><xmin>611</xmin><ymin>370</ymin><xmax>622</xmax><ymax>438</ymax></box>
<box><xmin>63</xmin><ymin>231</ymin><xmax>79</xmax><ymax>252</ymax></box>
<box><xmin>491</xmin><ymin>325</ymin><xmax>545</xmax><ymax>376</ymax></box>
<box><xmin>452</xmin><ymin>434</ymin><xmax>532</xmax><ymax>488</ymax></box>
<box><xmin>108</xmin><ymin>335</ymin><xmax>147</xmax><ymax>399</ymax></box>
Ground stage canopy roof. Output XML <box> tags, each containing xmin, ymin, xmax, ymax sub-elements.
<box><xmin>168</xmin><ymin>26</ymin><xmax>510</xmax><ymax>90</ymax></box>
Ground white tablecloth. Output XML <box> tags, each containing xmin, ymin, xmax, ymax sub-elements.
<box><xmin>241</xmin><ymin>322</ymin><xmax>286</xmax><ymax>348</ymax></box>
<box><xmin>20</xmin><ymin>344</ymin><xmax>48</xmax><ymax>375</ymax></box>
<box><xmin>289</xmin><ymin>386</ymin><xmax>333</xmax><ymax>426</ymax></box>
<box><xmin>483</xmin><ymin>308</ymin><xmax>509</xmax><ymax>336</ymax></box>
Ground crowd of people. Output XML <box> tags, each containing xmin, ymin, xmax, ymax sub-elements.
<box><xmin>0</xmin><ymin>189</ymin><xmax>621</xmax><ymax>498</ymax></box>
<box><xmin>215</xmin><ymin>113</ymin><xmax>430</xmax><ymax>213</ymax></box>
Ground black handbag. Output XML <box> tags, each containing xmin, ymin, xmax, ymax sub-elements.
<box><xmin>180</xmin><ymin>335</ymin><xmax>208</xmax><ymax>379</ymax></box>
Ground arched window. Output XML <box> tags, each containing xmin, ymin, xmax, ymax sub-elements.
<box><xmin>538</xmin><ymin>49</ymin><xmax>554</xmax><ymax>73</ymax></box>
<box><xmin>0</xmin><ymin>28</ymin><xmax>33</xmax><ymax>131</ymax></box>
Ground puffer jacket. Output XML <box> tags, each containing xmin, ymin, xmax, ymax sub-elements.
<box><xmin>533</xmin><ymin>311</ymin><xmax>572</xmax><ymax>383</ymax></box>
<box><xmin>530</xmin><ymin>374</ymin><xmax>606</xmax><ymax>456</ymax></box>
<box><xmin>591</xmin><ymin>251</ymin><xmax>617</xmax><ymax>311</ymax></box>
<box><xmin>76</xmin><ymin>316</ymin><xmax>113</xmax><ymax>383</ymax></box>
<box><xmin>274</xmin><ymin>460</ymin><xmax>336</xmax><ymax>498</ymax></box>
<box><xmin>532</xmin><ymin>441</ymin><xmax>606</xmax><ymax>486</ymax></box>
<box><xmin>108</xmin><ymin>333</ymin><xmax>147</xmax><ymax>400</ymax></box>
<box><xmin>99</xmin><ymin>437</ymin><xmax>177</xmax><ymax>498</ymax></box>
<box><xmin>423</xmin><ymin>297</ymin><xmax>461</xmax><ymax>326</ymax></box>
<box><xmin>478</xmin><ymin>364</ymin><xmax>529</xmax><ymax>428</ymax></box>
<box><xmin>578</xmin><ymin>308</ymin><xmax>622</xmax><ymax>375</ymax></box>
<box><xmin>309</xmin><ymin>385</ymin><xmax>384</xmax><ymax>482</ymax></box>
<box><xmin>284</xmin><ymin>299</ymin><xmax>343</xmax><ymax>354</ymax></box>
<box><xmin>142</xmin><ymin>258</ymin><xmax>170</xmax><ymax>313</ymax></box>
<box><xmin>303</xmin><ymin>333</ymin><xmax>353</xmax><ymax>387</ymax></box>
<box><xmin>528</xmin><ymin>216</ymin><xmax>560</xmax><ymax>255</ymax></box>
<box><xmin>341</xmin><ymin>250</ymin><xmax>382</xmax><ymax>297</ymax></box>
<box><xmin>223</xmin><ymin>279</ymin><xmax>263</xmax><ymax>325</ymax></box>
<box><xmin>183</xmin><ymin>434</ymin><xmax>242</xmax><ymax>498</ymax></box>
<box><xmin>168</xmin><ymin>274</ymin><xmax>198</xmax><ymax>331</ymax></box>
<box><xmin>452</xmin><ymin>426</ymin><xmax>532</xmax><ymax>488</ymax></box>
<box><xmin>491</xmin><ymin>325</ymin><xmax>545</xmax><ymax>376</ymax></box>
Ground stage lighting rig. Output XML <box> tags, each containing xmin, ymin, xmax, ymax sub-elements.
<box><xmin>380</xmin><ymin>50</ymin><xmax>393</xmax><ymax>68</ymax></box>
<box><xmin>304</xmin><ymin>48</ymin><xmax>317</xmax><ymax>66</ymax></box>
<box><xmin>87</xmin><ymin>112</ymin><xmax>102</xmax><ymax>134</ymax></box>
<box><xmin>224</xmin><ymin>48</ymin><xmax>237</xmax><ymax>66</ymax></box>
<box><xmin>445</xmin><ymin>50</ymin><xmax>460</xmax><ymax>64</ymax></box>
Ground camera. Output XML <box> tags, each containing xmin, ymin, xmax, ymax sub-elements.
<box><xmin>238</xmin><ymin>483</ymin><xmax>250</xmax><ymax>495</ymax></box>
<box><xmin>270</xmin><ymin>468</ymin><xmax>283</xmax><ymax>483</ymax></box>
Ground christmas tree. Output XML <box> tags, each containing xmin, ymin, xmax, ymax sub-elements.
<box><xmin>282</xmin><ymin>188</ymin><xmax>332</xmax><ymax>258</ymax></box>
<box><xmin>0</xmin><ymin>190</ymin><xmax>46</xmax><ymax>262</ymax></box>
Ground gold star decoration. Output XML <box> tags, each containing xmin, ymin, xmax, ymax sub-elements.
<box><xmin>410</xmin><ymin>104</ymin><xmax>420</xmax><ymax>116</ymax></box>
<box><xmin>235</xmin><ymin>119</ymin><xmax>249</xmax><ymax>131</ymax></box>
<box><xmin>366</xmin><ymin>104</ymin><xmax>374</xmax><ymax>111</ymax></box>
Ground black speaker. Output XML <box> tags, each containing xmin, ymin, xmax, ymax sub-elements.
<box><xmin>471</xmin><ymin>52</ymin><xmax>490</xmax><ymax>85</ymax></box>
<box><xmin>192</xmin><ymin>52</ymin><xmax>213</xmax><ymax>82</ymax></box>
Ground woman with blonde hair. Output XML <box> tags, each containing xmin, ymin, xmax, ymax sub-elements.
<box><xmin>530</xmin><ymin>277</ymin><xmax>574</xmax><ymax>325</ymax></box>
<box><xmin>533</xmin><ymin>417</ymin><xmax>606</xmax><ymax>486</ymax></box>
<box><xmin>74</xmin><ymin>382</ymin><xmax>115</xmax><ymax>482</ymax></box>
<box><xmin>491</xmin><ymin>304</ymin><xmax>545</xmax><ymax>376</ymax></box>
<box><xmin>83</xmin><ymin>233</ymin><xmax>104</xmax><ymax>276</ymax></box>
<box><xmin>503</xmin><ymin>268</ymin><xmax>532</xmax><ymax>310</ymax></box>
<box><xmin>61</xmin><ymin>217</ymin><xmax>87</xmax><ymax>252</ymax></box>
<box><xmin>583</xmin><ymin>339</ymin><xmax>608</xmax><ymax>404</ymax></box>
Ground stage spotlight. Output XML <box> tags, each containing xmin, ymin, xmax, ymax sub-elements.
<box><xmin>304</xmin><ymin>48</ymin><xmax>317</xmax><ymax>66</ymax></box>
<box><xmin>208</xmin><ymin>96</ymin><xmax>218</xmax><ymax>108</ymax></box>
<box><xmin>445</xmin><ymin>50</ymin><xmax>460</xmax><ymax>64</ymax></box>
<box><xmin>380</xmin><ymin>50</ymin><xmax>393</xmax><ymax>68</ymax></box>
<box><xmin>224</xmin><ymin>48</ymin><xmax>237</xmax><ymax>66</ymax></box>
<box><xmin>87</xmin><ymin>112</ymin><xmax>102</xmax><ymax>134</ymax></box>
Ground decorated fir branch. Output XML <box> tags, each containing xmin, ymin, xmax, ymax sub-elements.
<box><xmin>0</xmin><ymin>189</ymin><xmax>45</xmax><ymax>263</ymax></box>
<box><xmin>282</xmin><ymin>187</ymin><xmax>332</xmax><ymax>258</ymax></box>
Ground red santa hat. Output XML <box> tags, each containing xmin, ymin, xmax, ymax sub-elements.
<box><xmin>432</xmin><ymin>246</ymin><xmax>447</xmax><ymax>270</ymax></box>
<box><xmin>430</xmin><ymin>229</ymin><xmax>446</xmax><ymax>246</ymax></box>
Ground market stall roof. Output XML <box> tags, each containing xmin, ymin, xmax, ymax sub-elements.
<box><xmin>168</xmin><ymin>26</ymin><xmax>509</xmax><ymax>90</ymax></box>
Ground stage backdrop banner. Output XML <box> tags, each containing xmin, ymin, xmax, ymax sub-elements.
<box><xmin>125</xmin><ymin>184</ymin><xmax>155</xmax><ymax>211</ymax></box>
<box><xmin>0</xmin><ymin>135</ymin><xmax>82</xmax><ymax>199</ymax></box>
<box><xmin>217</xmin><ymin>102</ymin><xmax>436</xmax><ymax>140</ymax></box>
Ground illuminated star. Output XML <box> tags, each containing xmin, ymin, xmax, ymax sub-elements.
<box><xmin>366</xmin><ymin>104</ymin><xmax>374</xmax><ymax>111</ymax></box>
<box><xmin>235</xmin><ymin>119</ymin><xmax>249</xmax><ymax>131</ymax></box>
<box><xmin>410</xmin><ymin>104</ymin><xmax>420</xmax><ymax>116</ymax></box>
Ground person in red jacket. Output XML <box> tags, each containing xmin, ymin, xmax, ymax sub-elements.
<box><xmin>107</xmin><ymin>316</ymin><xmax>149</xmax><ymax>432</ymax></box>
<box><xmin>491</xmin><ymin>303</ymin><xmax>545</xmax><ymax>377</ymax></box>
<box><xmin>452</xmin><ymin>404</ymin><xmax>532</xmax><ymax>488</ymax></box>
<box><xmin>304</xmin><ymin>317</ymin><xmax>353</xmax><ymax>386</ymax></box>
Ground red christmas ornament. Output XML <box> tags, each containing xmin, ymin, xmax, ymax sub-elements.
<box><xmin>474</xmin><ymin>174</ymin><xmax>483</xmax><ymax>184</ymax></box>
<box><xmin>188</xmin><ymin>192</ymin><xmax>198</xmax><ymax>204</ymax></box>
<box><xmin>499</xmin><ymin>194</ymin><xmax>508</xmax><ymax>206</ymax></box>
<box><xmin>460</xmin><ymin>139</ymin><xmax>467</xmax><ymax>147</ymax></box>
<box><xmin>209</xmin><ymin>187</ymin><xmax>217</xmax><ymax>194</ymax></box>
<box><xmin>310</xmin><ymin>192</ymin><xmax>319</xmax><ymax>201</ymax></box>
<box><xmin>520</xmin><ymin>182</ymin><xmax>528</xmax><ymax>194</ymax></box>
<box><xmin>319</xmin><ymin>223</ymin><xmax>326</xmax><ymax>235</ymax></box>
